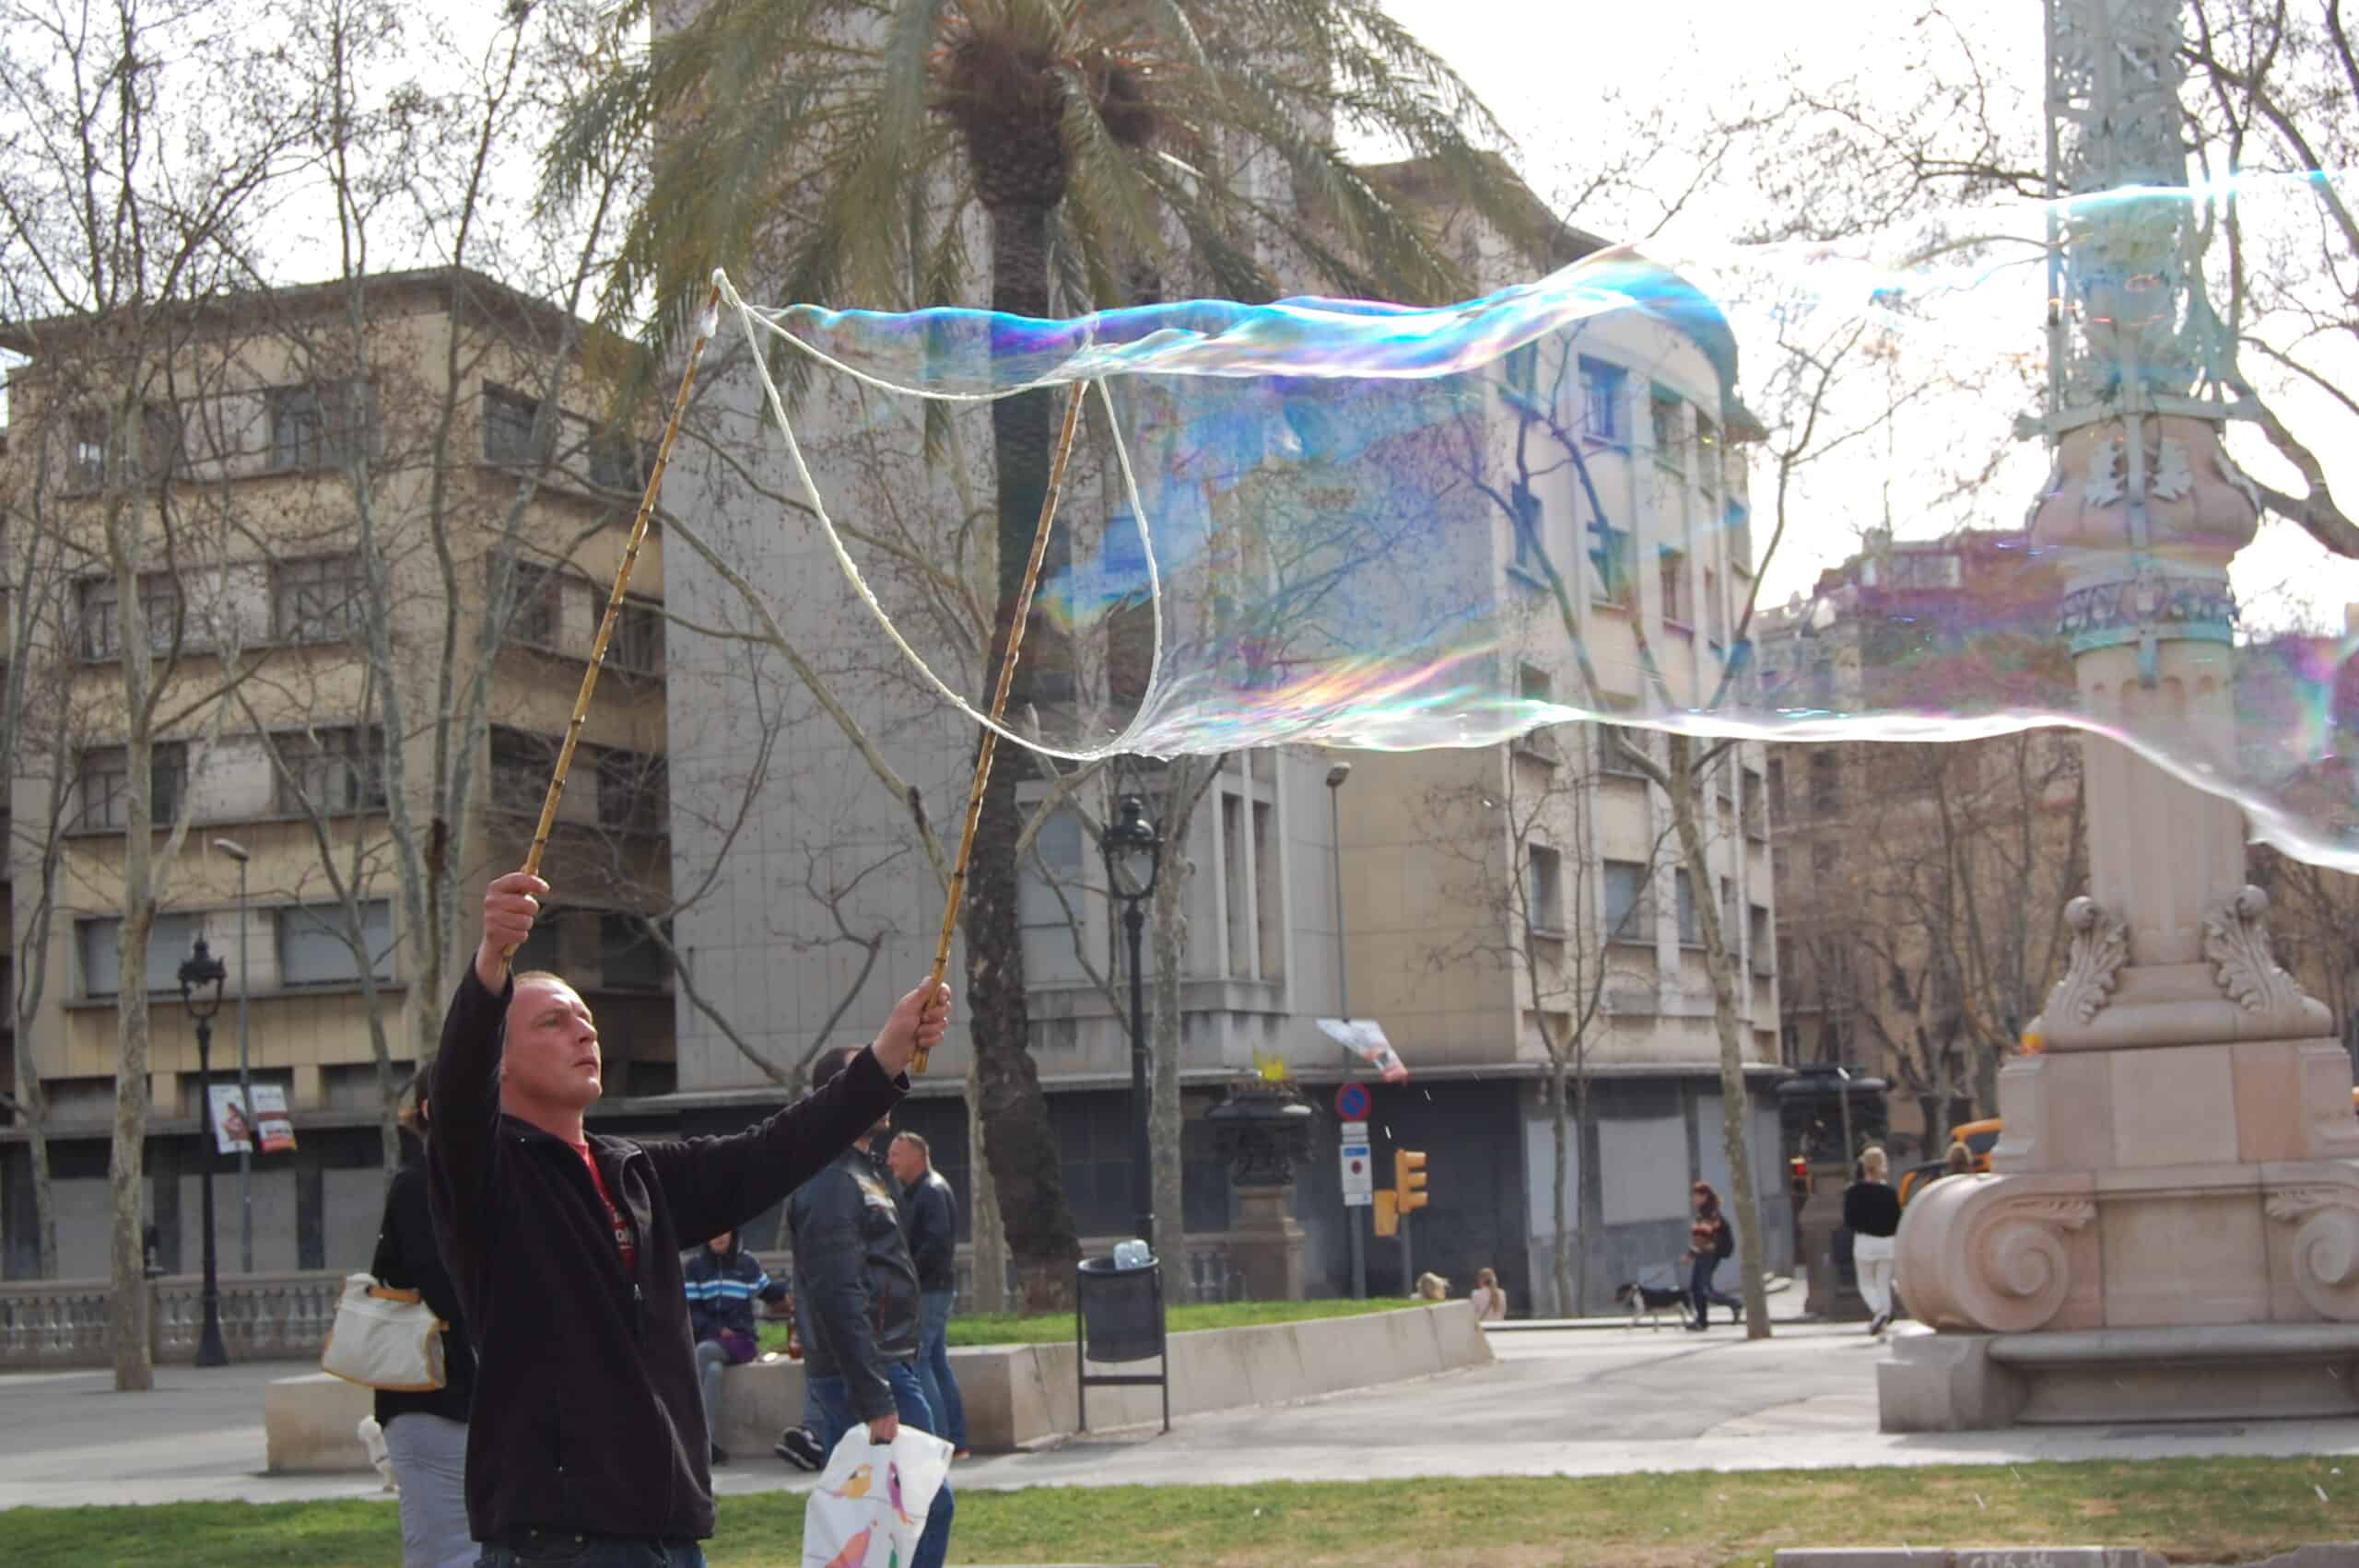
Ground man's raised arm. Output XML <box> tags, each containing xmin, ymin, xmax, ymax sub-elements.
<box><xmin>426</xmin><ymin>872</ymin><xmax>546</xmax><ymax>1285</ymax></box>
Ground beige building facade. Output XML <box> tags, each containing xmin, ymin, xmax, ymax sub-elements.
<box><xmin>0</xmin><ymin>269</ymin><xmax>675</xmax><ymax>1279</ymax></box>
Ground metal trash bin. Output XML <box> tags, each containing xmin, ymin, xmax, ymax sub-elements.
<box><xmin>1074</xmin><ymin>1252</ymin><xmax>1169</xmax><ymax>1432</ymax></box>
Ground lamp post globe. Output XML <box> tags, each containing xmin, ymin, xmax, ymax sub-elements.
<box><xmin>1100</xmin><ymin>795</ymin><xmax>1163</xmax><ymax>1252</ymax></box>
<box><xmin>178</xmin><ymin>935</ymin><xmax>230</xmax><ymax>1368</ymax></box>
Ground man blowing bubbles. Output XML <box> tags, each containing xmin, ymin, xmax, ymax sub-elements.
<box><xmin>428</xmin><ymin>871</ymin><xmax>948</xmax><ymax>1567</ymax></box>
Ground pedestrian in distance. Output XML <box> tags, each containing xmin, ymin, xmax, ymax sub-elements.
<box><xmin>686</xmin><ymin>1227</ymin><xmax>786</xmax><ymax>1466</ymax></box>
<box><xmin>886</xmin><ymin>1130</ymin><xmax>968</xmax><ymax>1457</ymax></box>
<box><xmin>788</xmin><ymin>1047</ymin><xmax>956</xmax><ymax>1568</ymax></box>
<box><xmin>429</xmin><ymin>870</ymin><xmax>947</xmax><ymax>1567</ymax></box>
<box><xmin>1683</xmin><ymin>1181</ymin><xmax>1737</xmax><ymax>1331</ymax></box>
<box><xmin>370</xmin><ymin>1073</ymin><xmax>478</xmax><ymax>1568</ymax></box>
<box><xmin>1844</xmin><ymin>1146</ymin><xmax>1903</xmax><ymax>1335</ymax></box>
<box><xmin>1467</xmin><ymin>1266</ymin><xmax>1508</xmax><ymax>1322</ymax></box>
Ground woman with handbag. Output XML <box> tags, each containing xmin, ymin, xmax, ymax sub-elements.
<box><xmin>684</xmin><ymin>1227</ymin><xmax>786</xmax><ymax>1465</ymax></box>
<box><xmin>370</xmin><ymin>1074</ymin><xmax>477</xmax><ymax>1568</ymax></box>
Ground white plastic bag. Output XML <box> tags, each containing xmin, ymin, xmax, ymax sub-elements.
<box><xmin>800</xmin><ymin>1422</ymin><xmax>953</xmax><ymax>1568</ymax></box>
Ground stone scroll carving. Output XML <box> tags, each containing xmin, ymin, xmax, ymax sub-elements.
<box><xmin>2048</xmin><ymin>897</ymin><xmax>2129</xmax><ymax>1027</ymax></box>
<box><xmin>1959</xmin><ymin>1197</ymin><xmax>2096</xmax><ymax>1333</ymax></box>
<box><xmin>2202</xmin><ymin>885</ymin><xmax>2306</xmax><ymax>1015</ymax></box>
<box><xmin>2266</xmin><ymin>1188</ymin><xmax>2359</xmax><ymax>1322</ymax></box>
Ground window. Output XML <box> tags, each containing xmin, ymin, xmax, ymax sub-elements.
<box><xmin>1526</xmin><ymin>845</ymin><xmax>1564</xmax><ymax>935</ymax></box>
<box><xmin>1660</xmin><ymin>546</ymin><xmax>1689</xmax><ymax>627</ymax></box>
<box><xmin>1016</xmin><ymin>805</ymin><xmax>1085</xmax><ymax>930</ymax></box>
<box><xmin>68</xmin><ymin>407</ymin><xmax>179</xmax><ymax>488</ymax></box>
<box><xmin>274</xmin><ymin>556</ymin><xmax>365</xmax><ymax>643</ymax></box>
<box><xmin>1515</xmin><ymin>664</ymin><xmax>1558</xmax><ymax>760</ymax></box>
<box><xmin>1697</xmin><ymin>414</ymin><xmax>1720</xmax><ymax>500</ymax></box>
<box><xmin>1599</xmin><ymin>724</ymin><xmax>1649</xmax><ymax>778</ymax></box>
<box><xmin>78</xmin><ymin>574</ymin><xmax>184</xmax><ymax>660</ymax></box>
<box><xmin>1808</xmin><ymin>749</ymin><xmax>1841</xmax><ymax>814</ymax></box>
<box><xmin>489</xmin><ymin>727</ymin><xmax>554</xmax><ymax>813</ymax></box>
<box><xmin>484</xmin><ymin>385</ymin><xmax>545</xmax><ymax>466</ymax></box>
<box><xmin>599</xmin><ymin>912</ymin><xmax>667</xmax><ymax>990</ymax></box>
<box><xmin>1579</xmin><ymin>357</ymin><xmax>1625</xmax><ymax>443</ymax></box>
<box><xmin>76</xmin><ymin>742</ymin><xmax>186</xmax><ymax>832</ymax></box>
<box><xmin>268</xmin><ymin>382</ymin><xmax>373</xmax><ymax>471</ymax></box>
<box><xmin>1750</xmin><ymin>905</ymin><xmax>1774</xmax><ymax>977</ymax></box>
<box><xmin>597</xmin><ymin>750</ymin><xmax>666</xmax><ymax>836</ymax></box>
<box><xmin>277</xmin><ymin>726</ymin><xmax>386</xmax><ymax>813</ymax></box>
<box><xmin>1252</xmin><ymin>796</ymin><xmax>1283</xmax><ymax>979</ymax></box>
<box><xmin>1588</xmin><ymin>516</ymin><xmax>1634</xmax><ymax>606</ymax></box>
<box><xmin>1603</xmin><ymin>860</ymin><xmax>1653</xmax><ymax>945</ymax></box>
<box><xmin>1650</xmin><ymin>390</ymin><xmax>1684</xmax><ymax>474</ymax></box>
<box><xmin>1508</xmin><ymin>478</ymin><xmax>1543</xmax><ymax>578</ymax></box>
<box><xmin>78</xmin><ymin>911</ymin><xmax>202</xmax><ymax>998</ymax></box>
<box><xmin>503</xmin><ymin>561</ymin><xmax>564</xmax><ymax>648</ymax></box>
<box><xmin>1811</xmin><ymin>839</ymin><xmax>1838</xmax><ymax>881</ymax></box>
<box><xmin>1726</xmin><ymin>501</ymin><xmax>1755</xmax><ymax>577</ymax></box>
<box><xmin>277</xmin><ymin>900</ymin><xmax>396</xmax><ymax>987</ymax></box>
<box><xmin>1766</xmin><ymin>757</ymin><xmax>1786</xmax><ymax>825</ymax></box>
<box><xmin>1705</xmin><ymin>567</ymin><xmax>1726</xmax><ymax>649</ymax></box>
<box><xmin>610</xmin><ymin>600</ymin><xmax>665</xmax><ymax>675</ymax></box>
<box><xmin>512</xmin><ymin>907</ymin><xmax>565</xmax><ymax>975</ymax></box>
<box><xmin>69</xmin><ymin>413</ymin><xmax>109</xmax><ymax>489</ymax></box>
<box><xmin>1674</xmin><ymin>869</ymin><xmax>1703</xmax><ymax>947</ymax></box>
<box><xmin>589</xmin><ymin>430</ymin><xmax>653</xmax><ymax>492</ymax></box>
<box><xmin>1743</xmin><ymin>767</ymin><xmax>1766</xmax><ymax>838</ymax></box>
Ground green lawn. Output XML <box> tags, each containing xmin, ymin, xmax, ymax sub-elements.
<box><xmin>4</xmin><ymin>1458</ymin><xmax>2353</xmax><ymax>1566</ymax></box>
<box><xmin>756</xmin><ymin>1294</ymin><xmax>1417</xmax><ymax>1354</ymax></box>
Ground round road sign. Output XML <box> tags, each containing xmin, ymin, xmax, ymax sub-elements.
<box><xmin>1334</xmin><ymin>1082</ymin><xmax>1371</xmax><ymax>1120</ymax></box>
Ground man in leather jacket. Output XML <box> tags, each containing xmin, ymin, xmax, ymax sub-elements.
<box><xmin>788</xmin><ymin>1046</ymin><xmax>954</xmax><ymax>1568</ymax></box>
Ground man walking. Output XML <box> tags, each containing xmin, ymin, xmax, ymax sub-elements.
<box><xmin>429</xmin><ymin>871</ymin><xmax>946</xmax><ymax>1566</ymax></box>
<box><xmin>790</xmin><ymin>1048</ymin><xmax>955</xmax><ymax>1568</ymax></box>
<box><xmin>887</xmin><ymin>1131</ymin><xmax>968</xmax><ymax>1457</ymax></box>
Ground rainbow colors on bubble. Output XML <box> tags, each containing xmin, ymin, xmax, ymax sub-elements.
<box><xmin>712</xmin><ymin>172</ymin><xmax>2359</xmax><ymax>871</ymax></box>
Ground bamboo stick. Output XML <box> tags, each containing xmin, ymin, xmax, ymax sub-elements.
<box><xmin>511</xmin><ymin>282</ymin><xmax>723</xmax><ymax>947</ymax></box>
<box><xmin>914</xmin><ymin>378</ymin><xmax>1089</xmax><ymax>1071</ymax></box>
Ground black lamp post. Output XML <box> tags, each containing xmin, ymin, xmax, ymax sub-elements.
<box><xmin>1101</xmin><ymin>795</ymin><xmax>1163</xmax><ymax>1249</ymax></box>
<box><xmin>179</xmin><ymin>933</ymin><xmax>230</xmax><ymax>1368</ymax></box>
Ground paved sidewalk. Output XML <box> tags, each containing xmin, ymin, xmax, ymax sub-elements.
<box><xmin>4</xmin><ymin>1317</ymin><xmax>2354</xmax><ymax>1513</ymax></box>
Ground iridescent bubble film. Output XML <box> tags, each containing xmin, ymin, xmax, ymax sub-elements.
<box><xmin>714</xmin><ymin>173</ymin><xmax>2359</xmax><ymax>870</ymax></box>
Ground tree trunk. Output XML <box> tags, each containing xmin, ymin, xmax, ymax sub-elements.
<box><xmin>108</xmin><ymin>492</ymin><xmax>159</xmax><ymax>1390</ymax></box>
<box><xmin>1668</xmin><ymin>734</ymin><xmax>1769</xmax><ymax>1340</ymax></box>
<box><xmin>966</xmin><ymin>1050</ymin><xmax>1008</xmax><ymax>1313</ymax></box>
<box><xmin>1576</xmin><ymin>1024</ymin><xmax>1604</xmax><ymax>1316</ymax></box>
<box><xmin>1548</xmin><ymin>1052</ymin><xmax>1575</xmax><ymax>1317</ymax></box>
<box><xmin>968</xmin><ymin>197</ymin><xmax>1081</xmax><ymax>1311</ymax></box>
<box><xmin>1150</xmin><ymin>824</ymin><xmax>1193</xmax><ymax>1268</ymax></box>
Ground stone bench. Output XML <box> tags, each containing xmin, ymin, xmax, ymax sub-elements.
<box><xmin>269</xmin><ymin>1303</ymin><xmax>1492</xmax><ymax>1471</ymax></box>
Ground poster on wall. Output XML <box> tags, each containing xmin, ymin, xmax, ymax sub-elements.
<box><xmin>208</xmin><ymin>1084</ymin><xmax>297</xmax><ymax>1154</ymax></box>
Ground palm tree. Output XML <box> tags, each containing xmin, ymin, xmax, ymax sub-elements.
<box><xmin>549</xmin><ymin>0</ymin><xmax>1549</xmax><ymax>1306</ymax></box>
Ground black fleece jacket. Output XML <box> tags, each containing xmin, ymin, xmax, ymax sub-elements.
<box><xmin>427</xmin><ymin>966</ymin><xmax>903</xmax><ymax>1544</ymax></box>
<box><xmin>1842</xmin><ymin>1180</ymin><xmax>1903</xmax><ymax>1238</ymax></box>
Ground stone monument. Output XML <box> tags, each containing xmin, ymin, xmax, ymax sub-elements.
<box><xmin>1880</xmin><ymin>0</ymin><xmax>2359</xmax><ymax>1430</ymax></box>
<box><xmin>1205</xmin><ymin>1077</ymin><xmax>1315</xmax><ymax>1302</ymax></box>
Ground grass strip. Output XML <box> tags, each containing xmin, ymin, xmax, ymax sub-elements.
<box><xmin>755</xmin><ymin>1295</ymin><xmax>1417</xmax><ymax>1354</ymax></box>
<box><xmin>3</xmin><ymin>1457</ymin><xmax>2353</xmax><ymax>1567</ymax></box>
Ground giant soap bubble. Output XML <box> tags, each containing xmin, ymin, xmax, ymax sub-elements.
<box><xmin>712</xmin><ymin>173</ymin><xmax>2359</xmax><ymax>870</ymax></box>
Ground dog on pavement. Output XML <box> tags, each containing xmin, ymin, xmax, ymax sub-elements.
<box><xmin>1614</xmin><ymin>1280</ymin><xmax>1689</xmax><ymax>1329</ymax></box>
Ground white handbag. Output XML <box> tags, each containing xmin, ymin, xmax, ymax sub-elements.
<box><xmin>320</xmin><ymin>1272</ymin><xmax>447</xmax><ymax>1392</ymax></box>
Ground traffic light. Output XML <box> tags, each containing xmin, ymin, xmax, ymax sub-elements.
<box><xmin>1373</xmin><ymin>1189</ymin><xmax>1400</xmax><ymax>1237</ymax></box>
<box><xmin>1394</xmin><ymin>1149</ymin><xmax>1428</xmax><ymax>1213</ymax></box>
<box><xmin>1790</xmin><ymin>1156</ymin><xmax>1811</xmax><ymax>1201</ymax></box>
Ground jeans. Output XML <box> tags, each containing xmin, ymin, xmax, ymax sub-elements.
<box><xmin>475</xmin><ymin>1534</ymin><xmax>705</xmax><ymax>1567</ymax></box>
<box><xmin>695</xmin><ymin>1340</ymin><xmax>730</xmax><ymax>1445</ymax></box>
<box><xmin>382</xmin><ymin>1411</ymin><xmax>475</xmax><ymax>1568</ymax></box>
<box><xmin>915</xmin><ymin>1290</ymin><xmax>967</xmax><ymax>1450</ymax></box>
<box><xmin>807</xmin><ymin>1366</ymin><xmax>956</xmax><ymax>1568</ymax></box>
<box><xmin>1687</xmin><ymin>1255</ymin><xmax>1719</xmax><ymax>1323</ymax></box>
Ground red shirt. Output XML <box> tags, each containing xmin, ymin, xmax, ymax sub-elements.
<box><xmin>571</xmin><ymin>1141</ymin><xmax>638</xmax><ymax>1273</ymax></box>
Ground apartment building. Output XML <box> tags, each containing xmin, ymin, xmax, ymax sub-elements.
<box><xmin>657</xmin><ymin>151</ymin><xmax>1791</xmax><ymax>1315</ymax></box>
<box><xmin>0</xmin><ymin>268</ymin><xmax>675</xmax><ymax>1279</ymax></box>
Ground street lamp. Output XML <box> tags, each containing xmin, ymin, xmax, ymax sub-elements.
<box><xmin>1100</xmin><ymin>795</ymin><xmax>1163</xmax><ymax>1250</ymax></box>
<box><xmin>1323</xmin><ymin>761</ymin><xmax>1364</xmax><ymax>1299</ymax></box>
<box><xmin>211</xmin><ymin>838</ymin><xmax>252</xmax><ymax>1274</ymax></box>
<box><xmin>178</xmin><ymin>933</ymin><xmax>230</xmax><ymax>1368</ymax></box>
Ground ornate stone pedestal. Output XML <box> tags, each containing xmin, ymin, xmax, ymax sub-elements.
<box><xmin>1879</xmin><ymin>415</ymin><xmax>2359</xmax><ymax>1430</ymax></box>
<box><xmin>1228</xmin><ymin>1186</ymin><xmax>1309</xmax><ymax>1303</ymax></box>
